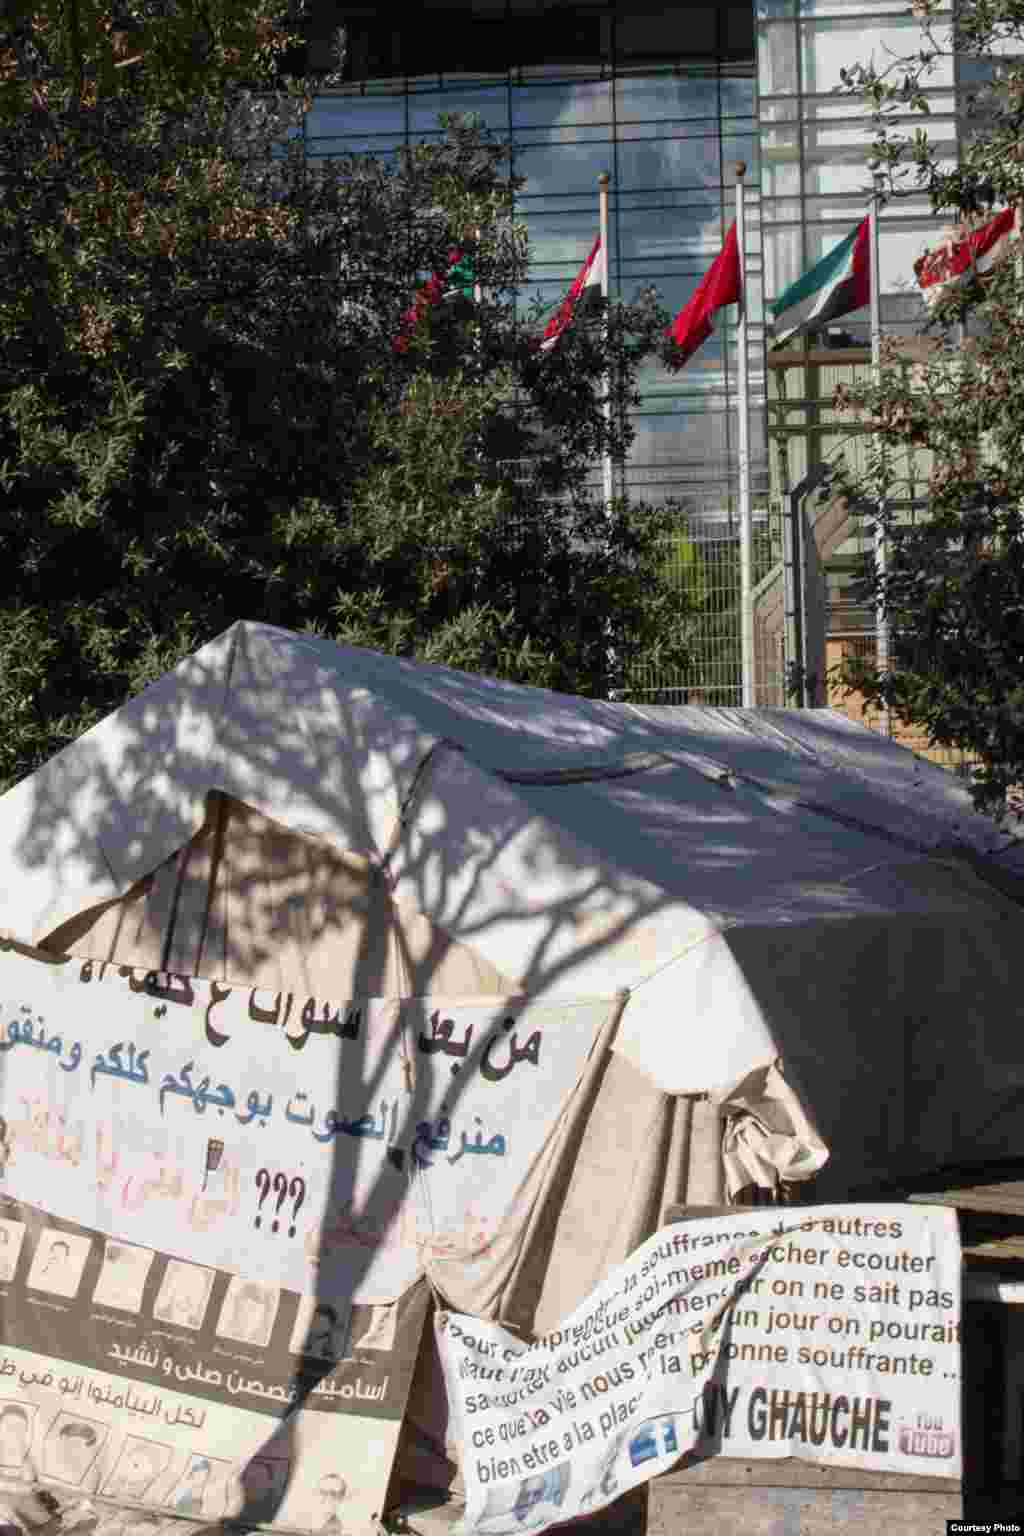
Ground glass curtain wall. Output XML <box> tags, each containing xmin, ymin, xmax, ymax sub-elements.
<box><xmin>290</xmin><ymin>3</ymin><xmax>770</xmax><ymax>704</ymax></box>
<box><xmin>758</xmin><ymin>2</ymin><xmax>956</xmax><ymax>710</ymax></box>
<box><xmin>298</xmin><ymin>2</ymin><xmax>766</xmax><ymax>529</ymax></box>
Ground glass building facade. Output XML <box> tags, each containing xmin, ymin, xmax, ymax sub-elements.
<box><xmin>291</xmin><ymin>1</ymin><xmax>958</xmax><ymax>709</ymax></box>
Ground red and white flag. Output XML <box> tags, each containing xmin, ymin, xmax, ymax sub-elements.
<box><xmin>914</xmin><ymin>207</ymin><xmax>1015</xmax><ymax>309</ymax></box>
<box><xmin>665</xmin><ymin>222</ymin><xmax>742</xmax><ymax>367</ymax></box>
<box><xmin>535</xmin><ymin>235</ymin><xmax>605</xmax><ymax>352</ymax></box>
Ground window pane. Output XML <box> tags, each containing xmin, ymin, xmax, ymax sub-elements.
<box><xmin>757</xmin><ymin>21</ymin><xmax>798</xmax><ymax>96</ymax></box>
<box><xmin>514</xmin><ymin>140</ymin><xmax>613</xmax><ymax>196</ymax></box>
<box><xmin>800</xmin><ymin>16</ymin><xmax>953</xmax><ymax>94</ymax></box>
<box><xmin>804</xmin><ymin>194</ymin><xmax>934</xmax><ymax>222</ymax></box>
<box><xmin>616</xmin><ymin>73</ymin><xmax>721</xmax><ymax>123</ymax></box>
<box><xmin>516</xmin><ymin>122</ymin><xmax>621</xmax><ymax>145</ymax></box>
<box><xmin>616</xmin><ymin>187</ymin><xmax>724</xmax><ymax>213</ymax></box>
<box><xmin>521</xmin><ymin>218</ymin><xmax>607</xmax><ymax>268</ymax></box>
<box><xmin>628</xmin><ymin>413</ymin><xmax>734</xmax><ymax>480</ymax></box>
<box><xmin>803</xmin><ymin>92</ymin><xmax>956</xmax><ymax>117</ymax></box>
<box><xmin>306</xmin><ymin>95</ymin><xmax>405</xmax><ymax>137</ymax></box>
<box><xmin>409</xmin><ymin>85</ymin><xmax>510</xmax><ymax>134</ymax></box>
<box><xmin>618</xmin><ymin>198</ymin><xmax>722</xmax><ymax>262</ymax></box>
<box><xmin>617</xmin><ymin>135</ymin><xmax>723</xmax><ymax>191</ymax></box>
<box><xmin>800</xmin><ymin>0</ymin><xmax>949</xmax><ymax>12</ymax></box>
<box><xmin>306</xmin><ymin>135</ymin><xmax>407</xmax><ymax>159</ymax></box>
<box><xmin>512</xmin><ymin>79</ymin><xmax>611</xmax><ymax>128</ymax></box>
<box><xmin>762</xmin><ymin>160</ymin><xmax>800</xmax><ymax>197</ymax></box>
<box><xmin>722</xmin><ymin>77</ymin><xmax>756</xmax><ymax>118</ymax></box>
<box><xmin>759</xmin><ymin>98</ymin><xmax>800</xmax><ymax>122</ymax></box>
<box><xmin>804</xmin><ymin>121</ymin><xmax>875</xmax><ymax>152</ymax></box>
<box><xmin>763</xmin><ymin>226</ymin><xmax>804</xmax><ymax>301</ymax></box>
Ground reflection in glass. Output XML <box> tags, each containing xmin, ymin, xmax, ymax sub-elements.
<box><xmin>722</xmin><ymin>135</ymin><xmax>760</xmax><ymax>179</ymax></box>
<box><xmin>306</xmin><ymin>94</ymin><xmax>405</xmax><ymax>138</ymax></box>
<box><xmin>522</xmin><ymin>214</ymin><xmax>611</xmax><ymax>266</ymax></box>
<box><xmin>619</xmin><ymin>204</ymin><xmax>732</xmax><ymax>264</ymax></box>
<box><xmin>618</xmin><ymin>136</ymin><xmax>722</xmax><ymax>192</ymax></box>
<box><xmin>763</xmin><ymin>227</ymin><xmax>804</xmax><ymax>303</ymax></box>
<box><xmin>761</xmin><ymin>159</ymin><xmax>800</xmax><ymax>198</ymax></box>
<box><xmin>305</xmin><ymin>135</ymin><xmax>406</xmax><ymax>160</ymax></box>
<box><xmin>515</xmin><ymin>141</ymin><xmax>614</xmax><ymax>197</ymax></box>
<box><xmin>409</xmin><ymin>86</ymin><xmax>510</xmax><ymax>135</ymax></box>
<box><xmin>721</xmin><ymin>77</ymin><xmax>756</xmax><ymax>119</ymax></box>
<box><xmin>512</xmin><ymin>80</ymin><xmax>612</xmax><ymax>129</ymax></box>
<box><xmin>757</xmin><ymin>21</ymin><xmax>798</xmax><ymax>96</ymax></box>
<box><xmin>616</xmin><ymin>73</ymin><xmax>721</xmax><ymax>123</ymax></box>
<box><xmin>800</xmin><ymin>17</ymin><xmax>951</xmax><ymax>95</ymax></box>
<box><xmin>628</xmin><ymin>413</ymin><xmax>733</xmax><ymax>481</ymax></box>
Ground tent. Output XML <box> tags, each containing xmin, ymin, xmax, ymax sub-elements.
<box><xmin>0</xmin><ymin>620</ymin><xmax>1021</xmax><ymax>1529</ymax></box>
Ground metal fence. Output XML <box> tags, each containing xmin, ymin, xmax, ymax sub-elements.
<box><xmin>627</xmin><ymin>508</ymin><xmax>778</xmax><ymax>708</ymax></box>
<box><xmin>496</xmin><ymin>458</ymin><xmax>783</xmax><ymax>709</ymax></box>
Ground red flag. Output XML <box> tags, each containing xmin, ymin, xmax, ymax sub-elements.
<box><xmin>914</xmin><ymin>207</ymin><xmax>1015</xmax><ymax>308</ymax></box>
<box><xmin>665</xmin><ymin>222</ymin><xmax>741</xmax><ymax>367</ymax></box>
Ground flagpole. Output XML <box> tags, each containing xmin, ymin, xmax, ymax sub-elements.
<box><xmin>735</xmin><ymin>161</ymin><xmax>754</xmax><ymax>709</ymax></box>
<box><xmin>869</xmin><ymin>176</ymin><xmax>890</xmax><ymax>736</ymax></box>
<box><xmin>599</xmin><ymin>170</ymin><xmax>618</xmax><ymax>699</ymax></box>
<box><xmin>598</xmin><ymin>172</ymin><xmax>613</xmax><ymax>514</ymax></box>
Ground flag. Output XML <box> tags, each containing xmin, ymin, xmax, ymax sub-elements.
<box><xmin>392</xmin><ymin>246</ymin><xmax>475</xmax><ymax>354</ymax></box>
<box><xmin>769</xmin><ymin>218</ymin><xmax>870</xmax><ymax>349</ymax></box>
<box><xmin>535</xmin><ymin>235</ymin><xmax>605</xmax><ymax>352</ymax></box>
<box><xmin>914</xmin><ymin>207</ymin><xmax>1015</xmax><ymax>308</ymax></box>
<box><xmin>664</xmin><ymin>222</ymin><xmax>741</xmax><ymax>368</ymax></box>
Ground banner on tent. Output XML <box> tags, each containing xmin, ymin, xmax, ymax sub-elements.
<box><xmin>0</xmin><ymin>950</ymin><xmax>610</xmax><ymax>1302</ymax></box>
<box><xmin>0</xmin><ymin>948</ymin><xmax>613</xmax><ymax>1536</ymax></box>
<box><xmin>437</xmin><ymin>1204</ymin><xmax>961</xmax><ymax>1536</ymax></box>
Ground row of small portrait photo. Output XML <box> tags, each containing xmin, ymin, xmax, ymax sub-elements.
<box><xmin>0</xmin><ymin>1219</ymin><xmax>393</xmax><ymax>1359</ymax></box>
<box><xmin>0</xmin><ymin>1408</ymin><xmax>357</xmax><ymax>1535</ymax></box>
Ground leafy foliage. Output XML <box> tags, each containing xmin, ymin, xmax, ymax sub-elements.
<box><xmin>833</xmin><ymin>0</ymin><xmax>1024</xmax><ymax>821</ymax></box>
<box><xmin>0</xmin><ymin>7</ymin><xmax>694</xmax><ymax>791</ymax></box>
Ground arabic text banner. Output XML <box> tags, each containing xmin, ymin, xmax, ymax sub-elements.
<box><xmin>0</xmin><ymin>950</ymin><xmax>610</xmax><ymax>1302</ymax></box>
<box><xmin>437</xmin><ymin>1204</ymin><xmax>961</xmax><ymax>1536</ymax></box>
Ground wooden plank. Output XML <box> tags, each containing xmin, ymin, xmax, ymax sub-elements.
<box><xmin>964</xmin><ymin>1237</ymin><xmax>1024</xmax><ymax>1262</ymax></box>
<box><xmin>652</xmin><ymin>1456</ymin><xmax>958</xmax><ymax>1493</ymax></box>
<box><xmin>908</xmin><ymin>1185</ymin><xmax>1024</xmax><ymax>1216</ymax></box>
<box><xmin>647</xmin><ymin>1484</ymin><xmax>961</xmax><ymax>1535</ymax></box>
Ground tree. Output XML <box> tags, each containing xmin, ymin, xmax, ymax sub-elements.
<box><xmin>0</xmin><ymin>6</ymin><xmax>692</xmax><ymax>792</ymax></box>
<box><xmin>832</xmin><ymin>0</ymin><xmax>1024</xmax><ymax>822</ymax></box>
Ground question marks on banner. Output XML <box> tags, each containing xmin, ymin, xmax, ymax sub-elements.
<box><xmin>254</xmin><ymin>1168</ymin><xmax>271</xmax><ymax>1229</ymax></box>
<box><xmin>271</xmin><ymin>1171</ymin><xmax>288</xmax><ymax>1233</ymax></box>
<box><xmin>254</xmin><ymin>1169</ymin><xmax>306</xmax><ymax>1236</ymax></box>
<box><xmin>288</xmin><ymin>1176</ymin><xmax>306</xmax><ymax>1238</ymax></box>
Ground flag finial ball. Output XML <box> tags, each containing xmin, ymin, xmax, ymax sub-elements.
<box><xmin>598</xmin><ymin>171</ymin><xmax>610</xmax><ymax>187</ymax></box>
<box><xmin>734</xmin><ymin>160</ymin><xmax>747</xmax><ymax>180</ymax></box>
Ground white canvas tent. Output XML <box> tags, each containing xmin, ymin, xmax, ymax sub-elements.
<box><xmin>0</xmin><ymin>619</ymin><xmax>1022</xmax><ymax>1521</ymax></box>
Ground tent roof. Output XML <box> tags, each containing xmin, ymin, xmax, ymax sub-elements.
<box><xmin>0</xmin><ymin>620</ymin><xmax>1019</xmax><ymax>1102</ymax></box>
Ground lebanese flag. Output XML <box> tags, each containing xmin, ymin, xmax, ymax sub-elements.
<box><xmin>536</xmin><ymin>235</ymin><xmax>604</xmax><ymax>352</ymax></box>
<box><xmin>665</xmin><ymin>222</ymin><xmax>742</xmax><ymax>368</ymax></box>
<box><xmin>392</xmin><ymin>247</ymin><xmax>475</xmax><ymax>354</ymax></box>
<box><xmin>915</xmin><ymin>207</ymin><xmax>1015</xmax><ymax>309</ymax></box>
